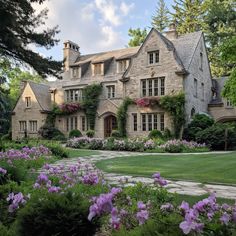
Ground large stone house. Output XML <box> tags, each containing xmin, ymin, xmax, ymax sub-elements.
<box><xmin>11</xmin><ymin>27</ymin><xmax>235</xmax><ymax>140</ymax></box>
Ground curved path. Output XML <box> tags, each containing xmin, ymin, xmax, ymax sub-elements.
<box><xmin>49</xmin><ymin>150</ymin><xmax>236</xmax><ymax>200</ymax></box>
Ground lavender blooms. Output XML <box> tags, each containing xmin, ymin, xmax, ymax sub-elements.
<box><xmin>7</xmin><ymin>192</ymin><xmax>30</xmax><ymax>213</ymax></box>
<box><xmin>153</xmin><ymin>172</ymin><xmax>168</xmax><ymax>186</ymax></box>
<box><xmin>0</xmin><ymin>167</ymin><xmax>7</xmax><ymax>175</ymax></box>
<box><xmin>136</xmin><ymin>201</ymin><xmax>149</xmax><ymax>225</ymax></box>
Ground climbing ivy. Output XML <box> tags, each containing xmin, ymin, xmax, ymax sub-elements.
<box><xmin>159</xmin><ymin>93</ymin><xmax>185</xmax><ymax>138</ymax></box>
<box><xmin>117</xmin><ymin>97</ymin><xmax>134</xmax><ymax>137</ymax></box>
<box><xmin>82</xmin><ymin>84</ymin><xmax>102</xmax><ymax>130</ymax></box>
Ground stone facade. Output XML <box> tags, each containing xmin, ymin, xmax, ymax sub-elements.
<box><xmin>12</xmin><ymin>27</ymin><xmax>221</xmax><ymax>140</ymax></box>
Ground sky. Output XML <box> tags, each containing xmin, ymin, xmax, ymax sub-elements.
<box><xmin>33</xmin><ymin>0</ymin><xmax>173</xmax><ymax>61</ymax></box>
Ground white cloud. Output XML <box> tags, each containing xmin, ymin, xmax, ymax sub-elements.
<box><xmin>32</xmin><ymin>0</ymin><xmax>135</xmax><ymax>59</ymax></box>
<box><xmin>120</xmin><ymin>2</ymin><xmax>135</xmax><ymax>16</ymax></box>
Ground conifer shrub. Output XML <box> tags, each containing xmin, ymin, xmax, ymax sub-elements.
<box><xmin>69</xmin><ymin>129</ymin><xmax>82</xmax><ymax>138</ymax></box>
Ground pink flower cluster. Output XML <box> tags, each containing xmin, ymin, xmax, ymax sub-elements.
<box><xmin>59</xmin><ymin>102</ymin><xmax>81</xmax><ymax>114</ymax></box>
<box><xmin>6</xmin><ymin>192</ymin><xmax>30</xmax><ymax>213</ymax></box>
<box><xmin>153</xmin><ymin>172</ymin><xmax>168</xmax><ymax>186</ymax></box>
<box><xmin>159</xmin><ymin>139</ymin><xmax>206</xmax><ymax>149</ymax></box>
<box><xmin>135</xmin><ymin>98</ymin><xmax>150</xmax><ymax>107</ymax></box>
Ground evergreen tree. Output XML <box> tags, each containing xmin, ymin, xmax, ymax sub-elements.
<box><xmin>128</xmin><ymin>28</ymin><xmax>148</xmax><ymax>47</ymax></box>
<box><xmin>0</xmin><ymin>0</ymin><xmax>61</xmax><ymax>78</ymax></box>
<box><xmin>152</xmin><ymin>0</ymin><xmax>170</xmax><ymax>32</ymax></box>
<box><xmin>171</xmin><ymin>0</ymin><xmax>205</xmax><ymax>34</ymax></box>
<box><xmin>203</xmin><ymin>0</ymin><xmax>236</xmax><ymax>76</ymax></box>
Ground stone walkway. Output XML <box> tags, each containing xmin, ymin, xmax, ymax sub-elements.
<box><xmin>48</xmin><ymin>150</ymin><xmax>236</xmax><ymax>200</ymax></box>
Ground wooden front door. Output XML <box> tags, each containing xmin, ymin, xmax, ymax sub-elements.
<box><xmin>104</xmin><ymin>115</ymin><xmax>117</xmax><ymax>137</ymax></box>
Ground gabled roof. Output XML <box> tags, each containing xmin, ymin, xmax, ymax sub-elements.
<box><xmin>28</xmin><ymin>81</ymin><xmax>51</xmax><ymax>111</ymax></box>
<box><xmin>171</xmin><ymin>31</ymin><xmax>202</xmax><ymax>69</ymax></box>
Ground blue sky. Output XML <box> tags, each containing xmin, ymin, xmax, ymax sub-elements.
<box><xmin>34</xmin><ymin>0</ymin><xmax>173</xmax><ymax>61</ymax></box>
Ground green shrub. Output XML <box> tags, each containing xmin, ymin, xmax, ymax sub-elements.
<box><xmin>196</xmin><ymin>123</ymin><xmax>236</xmax><ymax>150</ymax></box>
<box><xmin>69</xmin><ymin>129</ymin><xmax>82</xmax><ymax>138</ymax></box>
<box><xmin>15</xmin><ymin>189</ymin><xmax>100</xmax><ymax>236</ymax></box>
<box><xmin>184</xmin><ymin>114</ymin><xmax>214</xmax><ymax>141</ymax></box>
<box><xmin>86</xmin><ymin>130</ymin><xmax>95</xmax><ymax>138</ymax></box>
<box><xmin>164</xmin><ymin>144</ymin><xmax>184</xmax><ymax>153</ymax></box>
<box><xmin>163</xmin><ymin>128</ymin><xmax>172</xmax><ymax>139</ymax></box>
<box><xmin>38</xmin><ymin>125</ymin><xmax>64</xmax><ymax>140</ymax></box>
<box><xmin>111</xmin><ymin>130</ymin><xmax>121</xmax><ymax>138</ymax></box>
<box><xmin>45</xmin><ymin>143</ymin><xmax>69</xmax><ymax>158</ymax></box>
<box><xmin>148</xmin><ymin>129</ymin><xmax>163</xmax><ymax>139</ymax></box>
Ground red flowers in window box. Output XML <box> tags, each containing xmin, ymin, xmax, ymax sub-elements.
<box><xmin>58</xmin><ymin>102</ymin><xmax>81</xmax><ymax>114</ymax></box>
<box><xmin>135</xmin><ymin>97</ymin><xmax>160</xmax><ymax>107</ymax></box>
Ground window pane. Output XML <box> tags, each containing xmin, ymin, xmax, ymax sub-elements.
<box><xmin>153</xmin><ymin>114</ymin><xmax>158</xmax><ymax>130</ymax></box>
<box><xmin>148</xmin><ymin>114</ymin><xmax>152</xmax><ymax>131</ymax></box>
<box><xmin>154</xmin><ymin>79</ymin><xmax>158</xmax><ymax>96</ymax></box>
<box><xmin>160</xmin><ymin>114</ymin><xmax>165</xmax><ymax>131</ymax></box>
<box><xmin>155</xmin><ymin>51</ymin><xmax>159</xmax><ymax>63</ymax></box>
<box><xmin>142</xmin><ymin>114</ymin><xmax>146</xmax><ymax>131</ymax></box>
<box><xmin>148</xmin><ymin>80</ymin><xmax>152</xmax><ymax>96</ymax></box>
<box><xmin>160</xmin><ymin>77</ymin><xmax>165</xmax><ymax>95</ymax></box>
<box><xmin>133</xmin><ymin>114</ymin><xmax>137</xmax><ymax>131</ymax></box>
<box><xmin>142</xmin><ymin>80</ymin><xmax>146</xmax><ymax>97</ymax></box>
<box><xmin>149</xmin><ymin>53</ymin><xmax>153</xmax><ymax>64</ymax></box>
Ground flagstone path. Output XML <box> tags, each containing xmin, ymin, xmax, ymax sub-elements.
<box><xmin>47</xmin><ymin>150</ymin><xmax>236</xmax><ymax>200</ymax></box>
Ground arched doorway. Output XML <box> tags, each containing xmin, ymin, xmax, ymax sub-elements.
<box><xmin>104</xmin><ymin>115</ymin><xmax>117</xmax><ymax>137</ymax></box>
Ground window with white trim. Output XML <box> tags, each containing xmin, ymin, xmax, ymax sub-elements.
<box><xmin>141</xmin><ymin>113</ymin><xmax>164</xmax><ymax>131</ymax></box>
<box><xmin>148</xmin><ymin>50</ymin><xmax>159</xmax><ymax>64</ymax></box>
<box><xmin>65</xmin><ymin>89</ymin><xmax>83</xmax><ymax>102</ymax></box>
<box><xmin>107</xmin><ymin>85</ymin><xmax>115</xmax><ymax>98</ymax></box>
<box><xmin>19</xmin><ymin>121</ymin><xmax>27</xmax><ymax>132</ymax></box>
<box><xmin>141</xmin><ymin>77</ymin><xmax>165</xmax><ymax>97</ymax></box>
<box><xmin>93</xmin><ymin>63</ymin><xmax>103</xmax><ymax>76</ymax></box>
<box><xmin>66</xmin><ymin>117</ymin><xmax>78</xmax><ymax>132</ymax></box>
<box><xmin>29</xmin><ymin>120</ymin><xmax>37</xmax><ymax>132</ymax></box>
<box><xmin>72</xmin><ymin>67</ymin><xmax>81</xmax><ymax>78</ymax></box>
<box><xmin>117</xmin><ymin>60</ymin><xmax>129</xmax><ymax>73</ymax></box>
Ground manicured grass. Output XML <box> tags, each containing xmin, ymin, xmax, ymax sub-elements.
<box><xmin>96</xmin><ymin>152</ymin><xmax>236</xmax><ymax>184</ymax></box>
<box><xmin>67</xmin><ymin>148</ymin><xmax>100</xmax><ymax>158</ymax></box>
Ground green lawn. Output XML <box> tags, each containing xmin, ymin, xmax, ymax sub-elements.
<box><xmin>96</xmin><ymin>152</ymin><xmax>236</xmax><ymax>184</ymax></box>
<box><xmin>67</xmin><ymin>148</ymin><xmax>100</xmax><ymax>158</ymax></box>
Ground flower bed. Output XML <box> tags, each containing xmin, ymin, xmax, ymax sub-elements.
<box><xmin>67</xmin><ymin>137</ymin><xmax>208</xmax><ymax>153</ymax></box>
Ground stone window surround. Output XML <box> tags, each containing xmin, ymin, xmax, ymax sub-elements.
<box><xmin>29</xmin><ymin>120</ymin><xmax>38</xmax><ymax>133</ymax></box>
<box><xmin>25</xmin><ymin>96</ymin><xmax>31</xmax><ymax>108</ymax></box>
<box><xmin>72</xmin><ymin>67</ymin><xmax>81</xmax><ymax>78</ymax></box>
<box><xmin>106</xmin><ymin>85</ymin><xmax>115</xmax><ymax>99</ymax></box>
<box><xmin>92</xmin><ymin>63</ymin><xmax>104</xmax><ymax>76</ymax></box>
<box><xmin>66</xmin><ymin>116</ymin><xmax>78</xmax><ymax>132</ymax></box>
<box><xmin>147</xmin><ymin>50</ymin><xmax>160</xmax><ymax>65</ymax></box>
<box><xmin>19</xmin><ymin>120</ymin><xmax>27</xmax><ymax>132</ymax></box>
<box><xmin>65</xmin><ymin>89</ymin><xmax>84</xmax><ymax>102</ymax></box>
<box><xmin>116</xmin><ymin>59</ymin><xmax>129</xmax><ymax>73</ymax></box>
<box><xmin>141</xmin><ymin>77</ymin><xmax>165</xmax><ymax>97</ymax></box>
<box><xmin>141</xmin><ymin>113</ymin><xmax>164</xmax><ymax>132</ymax></box>
<box><xmin>132</xmin><ymin>113</ymin><xmax>137</xmax><ymax>131</ymax></box>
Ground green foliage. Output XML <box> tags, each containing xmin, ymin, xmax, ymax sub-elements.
<box><xmin>196</xmin><ymin>123</ymin><xmax>236</xmax><ymax>150</ymax></box>
<box><xmin>82</xmin><ymin>84</ymin><xmax>102</xmax><ymax>130</ymax></box>
<box><xmin>163</xmin><ymin>128</ymin><xmax>173</xmax><ymax>139</ymax></box>
<box><xmin>111</xmin><ymin>130</ymin><xmax>121</xmax><ymax>138</ymax></box>
<box><xmin>15</xmin><ymin>189</ymin><xmax>100</xmax><ymax>236</ymax></box>
<box><xmin>44</xmin><ymin>142</ymin><xmax>69</xmax><ymax>158</ymax></box>
<box><xmin>152</xmin><ymin>0</ymin><xmax>170</xmax><ymax>32</ymax></box>
<box><xmin>171</xmin><ymin>0</ymin><xmax>206</xmax><ymax>35</ymax></box>
<box><xmin>183</xmin><ymin>114</ymin><xmax>214</xmax><ymax>141</ymax></box>
<box><xmin>117</xmin><ymin>97</ymin><xmax>134</xmax><ymax>137</ymax></box>
<box><xmin>86</xmin><ymin>130</ymin><xmax>95</xmax><ymax>138</ymax></box>
<box><xmin>159</xmin><ymin>93</ymin><xmax>185</xmax><ymax>138</ymax></box>
<box><xmin>0</xmin><ymin>0</ymin><xmax>61</xmax><ymax>78</ymax></box>
<box><xmin>128</xmin><ymin>28</ymin><xmax>148</xmax><ymax>47</ymax></box>
<box><xmin>203</xmin><ymin>0</ymin><xmax>236</xmax><ymax>76</ymax></box>
<box><xmin>221</xmin><ymin>36</ymin><xmax>236</xmax><ymax>105</ymax></box>
<box><xmin>38</xmin><ymin>125</ymin><xmax>65</xmax><ymax>140</ymax></box>
<box><xmin>148</xmin><ymin>129</ymin><xmax>163</xmax><ymax>139</ymax></box>
<box><xmin>69</xmin><ymin>129</ymin><xmax>82</xmax><ymax>138</ymax></box>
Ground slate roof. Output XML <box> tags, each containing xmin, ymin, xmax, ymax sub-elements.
<box><xmin>28</xmin><ymin>81</ymin><xmax>51</xmax><ymax>111</ymax></box>
<box><xmin>72</xmin><ymin>29</ymin><xmax>203</xmax><ymax>72</ymax></box>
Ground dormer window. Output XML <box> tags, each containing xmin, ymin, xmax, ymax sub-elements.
<box><xmin>93</xmin><ymin>63</ymin><xmax>103</xmax><ymax>76</ymax></box>
<box><xmin>148</xmin><ymin>50</ymin><xmax>159</xmax><ymax>64</ymax></box>
<box><xmin>25</xmin><ymin>97</ymin><xmax>31</xmax><ymax>108</ymax></box>
<box><xmin>117</xmin><ymin>60</ymin><xmax>129</xmax><ymax>73</ymax></box>
<box><xmin>72</xmin><ymin>67</ymin><xmax>81</xmax><ymax>78</ymax></box>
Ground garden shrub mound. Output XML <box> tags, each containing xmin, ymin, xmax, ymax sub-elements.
<box><xmin>196</xmin><ymin>123</ymin><xmax>236</xmax><ymax>150</ymax></box>
<box><xmin>69</xmin><ymin>129</ymin><xmax>82</xmax><ymax>138</ymax></box>
<box><xmin>66</xmin><ymin>137</ymin><xmax>208</xmax><ymax>153</ymax></box>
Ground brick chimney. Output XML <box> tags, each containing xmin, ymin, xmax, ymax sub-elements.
<box><xmin>164</xmin><ymin>23</ymin><xmax>178</xmax><ymax>40</ymax></box>
<box><xmin>63</xmin><ymin>40</ymin><xmax>80</xmax><ymax>72</ymax></box>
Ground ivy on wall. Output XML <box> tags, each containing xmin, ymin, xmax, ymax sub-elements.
<box><xmin>159</xmin><ymin>93</ymin><xmax>185</xmax><ymax>138</ymax></box>
<box><xmin>82</xmin><ymin>84</ymin><xmax>102</xmax><ymax>130</ymax></box>
<box><xmin>117</xmin><ymin>97</ymin><xmax>134</xmax><ymax>137</ymax></box>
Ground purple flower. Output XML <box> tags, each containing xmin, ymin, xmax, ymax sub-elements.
<box><xmin>110</xmin><ymin>207</ymin><xmax>121</xmax><ymax>230</ymax></box>
<box><xmin>7</xmin><ymin>192</ymin><xmax>29</xmax><ymax>213</ymax></box>
<box><xmin>48</xmin><ymin>186</ymin><xmax>61</xmax><ymax>193</ymax></box>
<box><xmin>137</xmin><ymin>201</ymin><xmax>146</xmax><ymax>210</ymax></box>
<box><xmin>152</xmin><ymin>172</ymin><xmax>167</xmax><ymax>187</ymax></box>
<box><xmin>0</xmin><ymin>167</ymin><xmax>7</xmax><ymax>175</ymax></box>
<box><xmin>82</xmin><ymin>172</ymin><xmax>99</xmax><ymax>185</ymax></box>
<box><xmin>37</xmin><ymin>173</ymin><xmax>48</xmax><ymax>184</ymax></box>
<box><xmin>179</xmin><ymin>220</ymin><xmax>204</xmax><ymax>235</ymax></box>
<box><xmin>136</xmin><ymin>210</ymin><xmax>149</xmax><ymax>225</ymax></box>
<box><xmin>180</xmin><ymin>201</ymin><xmax>190</xmax><ymax>213</ymax></box>
<box><xmin>220</xmin><ymin>212</ymin><xmax>230</xmax><ymax>225</ymax></box>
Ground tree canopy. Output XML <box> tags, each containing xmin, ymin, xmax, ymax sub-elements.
<box><xmin>152</xmin><ymin>0</ymin><xmax>170</xmax><ymax>32</ymax></box>
<box><xmin>0</xmin><ymin>0</ymin><xmax>61</xmax><ymax>78</ymax></box>
<box><xmin>128</xmin><ymin>28</ymin><xmax>147</xmax><ymax>47</ymax></box>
